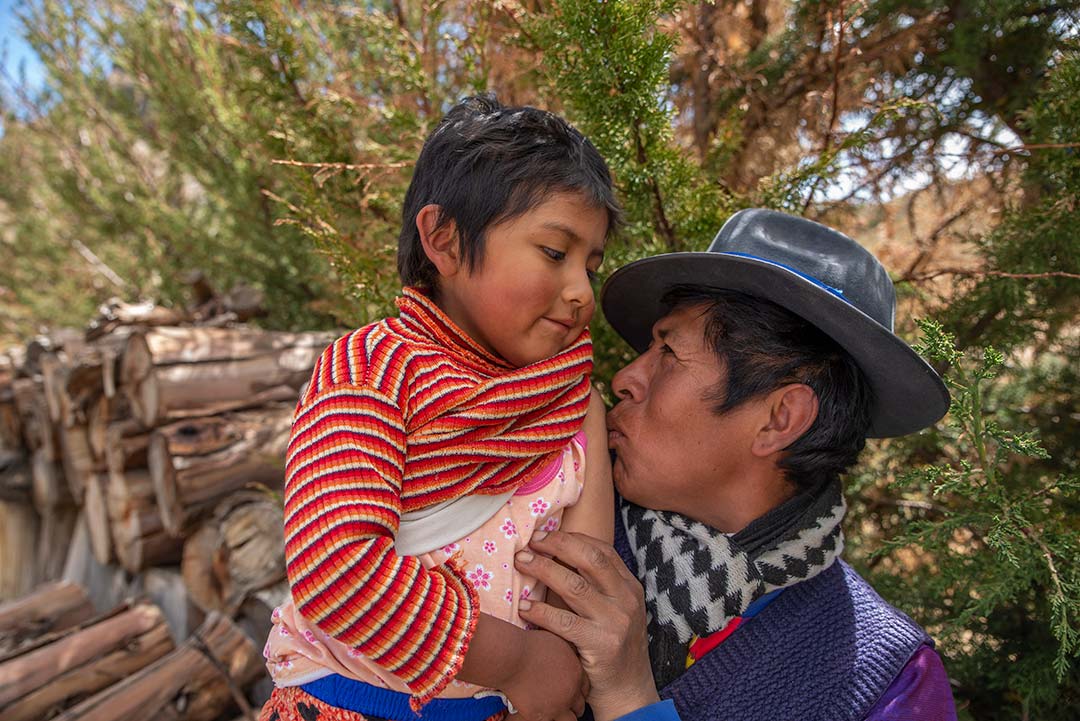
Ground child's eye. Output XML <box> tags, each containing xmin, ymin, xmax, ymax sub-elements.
<box><xmin>587</xmin><ymin>268</ymin><xmax>599</xmax><ymax>282</ymax></box>
<box><xmin>541</xmin><ymin>247</ymin><xmax>566</xmax><ymax>261</ymax></box>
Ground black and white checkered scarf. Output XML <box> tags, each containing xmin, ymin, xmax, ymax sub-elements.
<box><xmin>621</xmin><ymin>479</ymin><xmax>846</xmax><ymax>687</ymax></box>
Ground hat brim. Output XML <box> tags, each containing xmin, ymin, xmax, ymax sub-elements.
<box><xmin>600</xmin><ymin>252</ymin><xmax>949</xmax><ymax>438</ymax></box>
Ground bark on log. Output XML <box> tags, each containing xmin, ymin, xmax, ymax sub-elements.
<box><xmin>0</xmin><ymin>581</ymin><xmax>94</xmax><ymax>656</ymax></box>
<box><xmin>0</xmin><ymin>603</ymin><xmax>174</xmax><ymax>721</ymax></box>
<box><xmin>148</xmin><ymin>405</ymin><xmax>291</xmax><ymax>537</ymax></box>
<box><xmin>107</xmin><ymin>469</ymin><xmax>184</xmax><ymax>573</ymax></box>
<box><xmin>120</xmin><ymin>327</ymin><xmax>332</xmax><ymax>426</ymax></box>
<box><xmin>53</xmin><ymin>610</ymin><xmax>264</xmax><ymax>721</ymax></box>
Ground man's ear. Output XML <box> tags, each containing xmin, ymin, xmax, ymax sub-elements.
<box><xmin>751</xmin><ymin>384</ymin><xmax>819</xmax><ymax>457</ymax></box>
<box><xmin>417</xmin><ymin>204</ymin><xmax>461</xmax><ymax>278</ymax></box>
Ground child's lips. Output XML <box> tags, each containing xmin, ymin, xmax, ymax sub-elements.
<box><xmin>544</xmin><ymin>317</ymin><xmax>575</xmax><ymax>330</ymax></box>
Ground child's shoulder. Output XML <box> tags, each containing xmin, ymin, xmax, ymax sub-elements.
<box><xmin>309</xmin><ymin>319</ymin><xmax>417</xmax><ymax>394</ymax></box>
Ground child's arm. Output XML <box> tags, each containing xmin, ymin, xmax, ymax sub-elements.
<box><xmin>557</xmin><ymin>386</ymin><xmax>615</xmax><ymax>544</ymax></box>
<box><xmin>459</xmin><ymin>613</ymin><xmax>587</xmax><ymax>721</ymax></box>
<box><xmin>546</xmin><ymin>387</ymin><xmax>614</xmax><ymax>613</ymax></box>
<box><xmin>284</xmin><ymin>363</ymin><xmax>478</xmax><ymax>705</ymax></box>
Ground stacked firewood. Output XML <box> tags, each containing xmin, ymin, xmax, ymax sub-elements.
<box><xmin>0</xmin><ymin>293</ymin><xmax>337</xmax><ymax>720</ymax></box>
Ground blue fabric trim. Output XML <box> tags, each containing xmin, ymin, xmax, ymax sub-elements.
<box><xmin>614</xmin><ymin>699</ymin><xmax>681</xmax><ymax>721</ymax></box>
<box><xmin>720</xmin><ymin>252</ymin><xmax>852</xmax><ymax>306</ymax></box>
<box><xmin>743</xmin><ymin>589</ymin><xmax>783</xmax><ymax>619</ymax></box>
<box><xmin>300</xmin><ymin>675</ymin><xmax>506</xmax><ymax>721</ymax></box>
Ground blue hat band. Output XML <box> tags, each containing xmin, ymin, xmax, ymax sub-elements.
<box><xmin>720</xmin><ymin>252</ymin><xmax>852</xmax><ymax>306</ymax></box>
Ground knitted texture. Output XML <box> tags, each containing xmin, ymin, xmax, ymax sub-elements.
<box><xmin>284</xmin><ymin>288</ymin><xmax>592</xmax><ymax>706</ymax></box>
<box><xmin>614</xmin><ymin>512</ymin><xmax>930</xmax><ymax>721</ymax></box>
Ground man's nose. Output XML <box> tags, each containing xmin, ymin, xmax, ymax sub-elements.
<box><xmin>611</xmin><ymin>353</ymin><xmax>646</xmax><ymax>400</ymax></box>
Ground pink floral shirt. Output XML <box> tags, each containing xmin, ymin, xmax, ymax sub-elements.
<box><xmin>264</xmin><ymin>431</ymin><xmax>587</xmax><ymax>699</ymax></box>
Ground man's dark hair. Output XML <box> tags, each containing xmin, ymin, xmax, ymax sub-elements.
<box><xmin>663</xmin><ymin>286</ymin><xmax>874</xmax><ymax>490</ymax></box>
<box><xmin>397</xmin><ymin>93</ymin><xmax>622</xmax><ymax>290</ymax></box>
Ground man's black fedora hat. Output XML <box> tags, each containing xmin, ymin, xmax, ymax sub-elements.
<box><xmin>601</xmin><ymin>208</ymin><xmax>949</xmax><ymax>438</ymax></box>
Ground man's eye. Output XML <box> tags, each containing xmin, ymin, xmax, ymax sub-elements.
<box><xmin>541</xmin><ymin>247</ymin><xmax>566</xmax><ymax>261</ymax></box>
<box><xmin>659</xmin><ymin>344</ymin><xmax>675</xmax><ymax>356</ymax></box>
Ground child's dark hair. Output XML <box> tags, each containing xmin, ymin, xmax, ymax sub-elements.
<box><xmin>398</xmin><ymin>94</ymin><xmax>622</xmax><ymax>289</ymax></box>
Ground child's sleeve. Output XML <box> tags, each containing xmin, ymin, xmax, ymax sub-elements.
<box><xmin>282</xmin><ymin>381</ymin><xmax>479</xmax><ymax>704</ymax></box>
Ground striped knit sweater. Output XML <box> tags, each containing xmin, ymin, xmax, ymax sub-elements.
<box><xmin>283</xmin><ymin>288</ymin><xmax>593</xmax><ymax>706</ymax></box>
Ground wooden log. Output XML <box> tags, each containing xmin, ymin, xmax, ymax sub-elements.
<box><xmin>54</xmin><ymin>610</ymin><xmax>264</xmax><ymax>721</ymax></box>
<box><xmin>0</xmin><ymin>378</ymin><xmax>21</xmax><ymax>452</ymax></box>
<box><xmin>58</xmin><ymin>423</ymin><xmax>99</xmax><ymax>503</ymax></box>
<box><xmin>148</xmin><ymin>405</ymin><xmax>291</xmax><ymax>537</ymax></box>
<box><xmin>120</xmin><ymin>326</ymin><xmax>333</xmax><ymax>426</ymax></box>
<box><xmin>10</xmin><ymin>378</ymin><xmax>43</xmax><ymax>452</ymax></box>
<box><xmin>87</xmin><ymin>394</ymin><xmax>132</xmax><ymax>462</ymax></box>
<box><xmin>107</xmin><ymin>469</ymin><xmax>184</xmax><ymax>573</ymax></box>
<box><xmin>83</xmin><ymin>473</ymin><xmax>113</xmax><ymax>565</ymax></box>
<box><xmin>37</xmin><ymin>505</ymin><xmax>79</xmax><ymax>583</ymax></box>
<box><xmin>234</xmin><ymin>580</ymin><xmax>289</xmax><ymax>650</ymax></box>
<box><xmin>37</xmin><ymin>352</ymin><xmax>68</xmax><ymax>426</ymax></box>
<box><xmin>0</xmin><ymin>581</ymin><xmax>94</xmax><ymax>655</ymax></box>
<box><xmin>181</xmin><ymin>491</ymin><xmax>285</xmax><ymax>615</ymax></box>
<box><xmin>61</xmin><ymin>514</ymin><xmax>132</xmax><ymax>614</ymax></box>
<box><xmin>66</xmin><ymin>327</ymin><xmax>137</xmax><ymax>409</ymax></box>
<box><xmin>0</xmin><ymin>499</ymin><xmax>39</xmax><ymax>601</ymax></box>
<box><xmin>181</xmin><ymin>524</ymin><xmax>231</xmax><ymax>614</ymax></box>
<box><xmin>0</xmin><ymin>602</ymin><xmax>174</xmax><ymax>721</ymax></box>
<box><xmin>137</xmin><ymin>567</ymin><xmax>205</xmax><ymax>643</ymax></box>
<box><xmin>31</xmin><ymin>449</ymin><xmax>72</xmax><ymax>512</ymax></box>
<box><xmin>85</xmin><ymin>299</ymin><xmax>188</xmax><ymax>343</ymax></box>
<box><xmin>0</xmin><ymin>452</ymin><xmax>31</xmax><ymax>504</ymax></box>
<box><xmin>105</xmin><ymin>419</ymin><xmax>150</xmax><ymax>478</ymax></box>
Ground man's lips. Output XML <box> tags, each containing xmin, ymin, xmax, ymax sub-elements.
<box><xmin>606</xmin><ymin>413</ymin><xmax>626</xmax><ymax>447</ymax></box>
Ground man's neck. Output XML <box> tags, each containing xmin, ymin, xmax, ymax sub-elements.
<box><xmin>701</xmin><ymin>470</ymin><xmax>799</xmax><ymax>534</ymax></box>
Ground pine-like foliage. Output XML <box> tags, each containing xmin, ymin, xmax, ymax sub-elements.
<box><xmin>1</xmin><ymin>1</ymin><xmax>1078</xmax><ymax>718</ymax></box>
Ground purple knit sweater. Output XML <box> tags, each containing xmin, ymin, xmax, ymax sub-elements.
<box><xmin>614</xmin><ymin>519</ymin><xmax>958</xmax><ymax>721</ymax></box>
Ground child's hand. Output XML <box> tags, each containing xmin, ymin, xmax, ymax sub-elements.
<box><xmin>502</xmin><ymin>629</ymin><xmax>589</xmax><ymax>721</ymax></box>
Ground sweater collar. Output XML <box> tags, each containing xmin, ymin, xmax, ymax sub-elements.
<box><xmin>395</xmin><ymin>287</ymin><xmax>516</xmax><ymax>374</ymax></box>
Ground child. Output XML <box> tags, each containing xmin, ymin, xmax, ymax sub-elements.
<box><xmin>260</xmin><ymin>95</ymin><xmax>620</xmax><ymax>721</ymax></box>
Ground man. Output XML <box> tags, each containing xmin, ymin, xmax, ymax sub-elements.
<box><xmin>514</xmin><ymin>209</ymin><xmax>958</xmax><ymax>721</ymax></box>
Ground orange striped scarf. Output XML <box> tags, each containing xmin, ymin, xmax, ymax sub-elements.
<box><xmin>389</xmin><ymin>288</ymin><xmax>594</xmax><ymax>505</ymax></box>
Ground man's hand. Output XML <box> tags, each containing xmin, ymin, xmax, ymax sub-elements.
<box><xmin>502</xmin><ymin>629</ymin><xmax>589</xmax><ymax>721</ymax></box>
<box><xmin>515</xmin><ymin>531</ymin><xmax>659</xmax><ymax>721</ymax></box>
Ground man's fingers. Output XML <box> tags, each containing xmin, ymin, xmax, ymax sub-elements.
<box><xmin>515</xmin><ymin>549</ymin><xmax>598</xmax><ymax>614</ymax></box>
<box><xmin>517</xmin><ymin>598</ymin><xmax>593</xmax><ymax>645</ymax></box>
<box><xmin>527</xmin><ymin>530</ymin><xmax>635</xmax><ymax>592</ymax></box>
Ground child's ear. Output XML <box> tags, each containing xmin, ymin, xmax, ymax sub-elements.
<box><xmin>417</xmin><ymin>204</ymin><xmax>461</xmax><ymax>278</ymax></box>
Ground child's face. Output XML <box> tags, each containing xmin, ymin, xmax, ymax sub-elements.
<box><xmin>438</xmin><ymin>191</ymin><xmax>607</xmax><ymax>367</ymax></box>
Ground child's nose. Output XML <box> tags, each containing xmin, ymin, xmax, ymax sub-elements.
<box><xmin>564</xmin><ymin>271</ymin><xmax>593</xmax><ymax>306</ymax></box>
